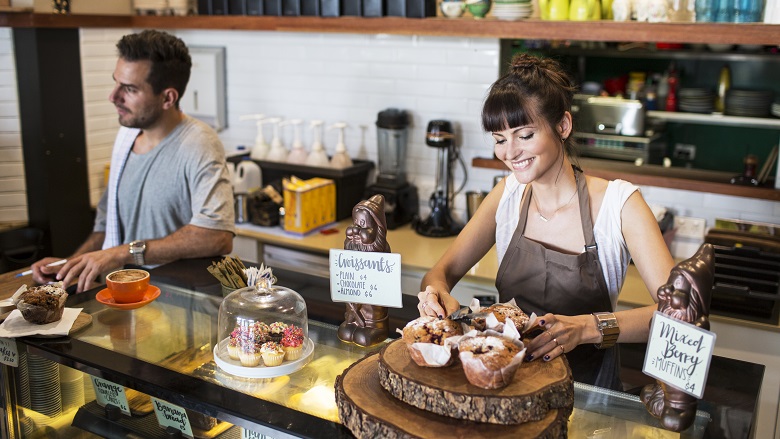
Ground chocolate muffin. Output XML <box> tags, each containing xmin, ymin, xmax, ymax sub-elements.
<box><xmin>13</xmin><ymin>284</ymin><xmax>68</xmax><ymax>325</ymax></box>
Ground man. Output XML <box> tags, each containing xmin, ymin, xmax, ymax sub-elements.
<box><xmin>32</xmin><ymin>30</ymin><xmax>234</xmax><ymax>293</ymax></box>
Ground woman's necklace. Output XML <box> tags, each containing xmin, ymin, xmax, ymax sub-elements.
<box><xmin>532</xmin><ymin>186</ymin><xmax>578</xmax><ymax>222</ymax></box>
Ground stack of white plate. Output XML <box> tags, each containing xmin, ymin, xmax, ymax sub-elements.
<box><xmin>134</xmin><ymin>0</ymin><xmax>169</xmax><ymax>15</ymax></box>
<box><xmin>725</xmin><ymin>89</ymin><xmax>774</xmax><ymax>117</ymax></box>
<box><xmin>492</xmin><ymin>0</ymin><xmax>533</xmax><ymax>20</ymax></box>
<box><xmin>679</xmin><ymin>88</ymin><xmax>715</xmax><ymax>114</ymax></box>
<box><xmin>771</xmin><ymin>102</ymin><xmax>780</xmax><ymax>118</ymax></box>
<box><xmin>28</xmin><ymin>354</ymin><xmax>62</xmax><ymax>418</ymax></box>
<box><xmin>59</xmin><ymin>365</ymin><xmax>85</xmax><ymax>412</ymax></box>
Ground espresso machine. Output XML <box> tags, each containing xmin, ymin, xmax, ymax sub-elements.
<box><xmin>414</xmin><ymin>120</ymin><xmax>462</xmax><ymax>237</ymax></box>
<box><xmin>364</xmin><ymin>108</ymin><xmax>419</xmax><ymax>229</ymax></box>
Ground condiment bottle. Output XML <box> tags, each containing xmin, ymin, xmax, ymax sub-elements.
<box><xmin>715</xmin><ymin>64</ymin><xmax>730</xmax><ymax>113</ymax></box>
<box><xmin>665</xmin><ymin>65</ymin><xmax>678</xmax><ymax>112</ymax></box>
<box><xmin>265</xmin><ymin>118</ymin><xmax>289</xmax><ymax>162</ymax></box>
<box><xmin>239</xmin><ymin>114</ymin><xmax>269</xmax><ymax>160</ymax></box>
<box><xmin>328</xmin><ymin>122</ymin><xmax>353</xmax><ymax>169</ymax></box>
<box><xmin>305</xmin><ymin>120</ymin><xmax>330</xmax><ymax>167</ymax></box>
<box><xmin>284</xmin><ymin>119</ymin><xmax>308</xmax><ymax>164</ymax></box>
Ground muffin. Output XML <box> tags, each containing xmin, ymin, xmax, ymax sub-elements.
<box><xmin>12</xmin><ymin>284</ymin><xmax>68</xmax><ymax>325</ymax></box>
<box><xmin>269</xmin><ymin>322</ymin><xmax>289</xmax><ymax>343</ymax></box>
<box><xmin>472</xmin><ymin>303</ymin><xmax>529</xmax><ymax>332</ymax></box>
<box><xmin>401</xmin><ymin>316</ymin><xmax>463</xmax><ymax>367</ymax></box>
<box><xmin>238</xmin><ymin>343</ymin><xmax>261</xmax><ymax>367</ymax></box>
<box><xmin>281</xmin><ymin>325</ymin><xmax>304</xmax><ymax>360</ymax></box>
<box><xmin>458</xmin><ymin>335</ymin><xmax>525</xmax><ymax>389</ymax></box>
<box><xmin>260</xmin><ymin>341</ymin><xmax>285</xmax><ymax>366</ymax></box>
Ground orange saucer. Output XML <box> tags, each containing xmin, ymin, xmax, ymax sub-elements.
<box><xmin>96</xmin><ymin>285</ymin><xmax>161</xmax><ymax>310</ymax></box>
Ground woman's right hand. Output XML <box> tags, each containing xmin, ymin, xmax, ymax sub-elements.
<box><xmin>417</xmin><ymin>286</ymin><xmax>460</xmax><ymax>318</ymax></box>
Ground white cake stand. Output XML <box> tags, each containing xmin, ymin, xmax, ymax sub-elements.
<box><xmin>213</xmin><ymin>337</ymin><xmax>314</xmax><ymax>378</ymax></box>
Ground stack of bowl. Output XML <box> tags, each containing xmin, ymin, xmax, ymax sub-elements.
<box><xmin>492</xmin><ymin>0</ymin><xmax>533</xmax><ymax>19</ymax></box>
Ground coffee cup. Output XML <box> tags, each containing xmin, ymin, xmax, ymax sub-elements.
<box><xmin>106</xmin><ymin>269</ymin><xmax>150</xmax><ymax>303</ymax></box>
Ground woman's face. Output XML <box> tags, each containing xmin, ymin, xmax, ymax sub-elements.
<box><xmin>491</xmin><ymin>118</ymin><xmax>564</xmax><ymax>185</ymax></box>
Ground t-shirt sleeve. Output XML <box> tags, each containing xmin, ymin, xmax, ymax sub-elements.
<box><xmin>187</xmin><ymin>130</ymin><xmax>235</xmax><ymax>234</ymax></box>
<box><xmin>93</xmin><ymin>189</ymin><xmax>108</xmax><ymax>232</ymax></box>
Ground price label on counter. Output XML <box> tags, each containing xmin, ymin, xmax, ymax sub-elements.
<box><xmin>329</xmin><ymin>249</ymin><xmax>402</xmax><ymax>308</ymax></box>
<box><xmin>151</xmin><ymin>397</ymin><xmax>194</xmax><ymax>439</ymax></box>
<box><xmin>242</xmin><ymin>427</ymin><xmax>272</xmax><ymax>438</ymax></box>
<box><xmin>0</xmin><ymin>338</ymin><xmax>18</xmax><ymax>367</ymax></box>
<box><xmin>90</xmin><ymin>376</ymin><xmax>131</xmax><ymax>416</ymax></box>
<box><xmin>643</xmin><ymin>311</ymin><xmax>716</xmax><ymax>399</ymax></box>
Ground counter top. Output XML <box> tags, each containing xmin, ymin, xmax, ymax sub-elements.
<box><xmin>6</xmin><ymin>258</ymin><xmax>765</xmax><ymax>439</ymax></box>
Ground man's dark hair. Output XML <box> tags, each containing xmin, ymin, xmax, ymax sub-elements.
<box><xmin>116</xmin><ymin>30</ymin><xmax>192</xmax><ymax>108</ymax></box>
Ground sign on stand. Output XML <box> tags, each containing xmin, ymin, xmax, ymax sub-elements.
<box><xmin>90</xmin><ymin>376</ymin><xmax>131</xmax><ymax>416</ymax></box>
<box><xmin>0</xmin><ymin>338</ymin><xmax>18</xmax><ymax>367</ymax></box>
<box><xmin>151</xmin><ymin>397</ymin><xmax>194</xmax><ymax>438</ymax></box>
<box><xmin>329</xmin><ymin>249</ymin><xmax>402</xmax><ymax>308</ymax></box>
<box><xmin>643</xmin><ymin>311</ymin><xmax>716</xmax><ymax>399</ymax></box>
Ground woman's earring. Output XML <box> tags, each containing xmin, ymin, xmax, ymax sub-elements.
<box><xmin>561</xmin><ymin>137</ymin><xmax>567</xmax><ymax>141</ymax></box>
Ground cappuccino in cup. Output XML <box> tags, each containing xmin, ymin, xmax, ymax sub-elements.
<box><xmin>107</xmin><ymin>269</ymin><xmax>147</xmax><ymax>283</ymax></box>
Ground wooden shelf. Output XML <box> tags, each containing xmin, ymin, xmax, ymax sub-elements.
<box><xmin>1</xmin><ymin>13</ymin><xmax>778</xmax><ymax>45</ymax></box>
<box><xmin>472</xmin><ymin>157</ymin><xmax>780</xmax><ymax>201</ymax></box>
<box><xmin>647</xmin><ymin>111</ymin><xmax>780</xmax><ymax>129</ymax></box>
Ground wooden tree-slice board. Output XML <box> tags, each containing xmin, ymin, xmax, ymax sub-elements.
<box><xmin>336</xmin><ymin>352</ymin><xmax>571</xmax><ymax>439</ymax></box>
<box><xmin>378</xmin><ymin>339</ymin><xmax>574</xmax><ymax>425</ymax></box>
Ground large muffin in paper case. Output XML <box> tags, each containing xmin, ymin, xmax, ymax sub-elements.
<box><xmin>12</xmin><ymin>283</ymin><xmax>68</xmax><ymax>325</ymax></box>
<box><xmin>458</xmin><ymin>317</ymin><xmax>527</xmax><ymax>389</ymax></box>
<box><xmin>400</xmin><ymin>316</ymin><xmax>463</xmax><ymax>367</ymax></box>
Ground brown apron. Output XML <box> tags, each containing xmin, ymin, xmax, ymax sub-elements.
<box><xmin>496</xmin><ymin>167</ymin><xmax>622</xmax><ymax>390</ymax></box>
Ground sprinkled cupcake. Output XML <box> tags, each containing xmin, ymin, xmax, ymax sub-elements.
<box><xmin>238</xmin><ymin>342</ymin><xmax>261</xmax><ymax>367</ymax></box>
<box><xmin>269</xmin><ymin>322</ymin><xmax>289</xmax><ymax>342</ymax></box>
<box><xmin>227</xmin><ymin>326</ymin><xmax>241</xmax><ymax>360</ymax></box>
<box><xmin>260</xmin><ymin>341</ymin><xmax>285</xmax><ymax>366</ymax></box>
<box><xmin>281</xmin><ymin>325</ymin><xmax>305</xmax><ymax>361</ymax></box>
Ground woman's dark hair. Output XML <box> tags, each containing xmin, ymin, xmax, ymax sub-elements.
<box><xmin>482</xmin><ymin>53</ymin><xmax>577</xmax><ymax>157</ymax></box>
<box><xmin>116</xmin><ymin>30</ymin><xmax>192</xmax><ymax>108</ymax></box>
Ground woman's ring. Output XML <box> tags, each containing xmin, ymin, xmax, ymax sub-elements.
<box><xmin>559</xmin><ymin>345</ymin><xmax>565</xmax><ymax>354</ymax></box>
<box><xmin>422</xmin><ymin>302</ymin><xmax>428</xmax><ymax>309</ymax></box>
<box><xmin>553</xmin><ymin>338</ymin><xmax>558</xmax><ymax>345</ymax></box>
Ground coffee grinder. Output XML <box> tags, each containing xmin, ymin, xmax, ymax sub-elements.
<box><xmin>365</xmin><ymin>108</ymin><xmax>419</xmax><ymax>229</ymax></box>
<box><xmin>415</xmin><ymin>120</ymin><xmax>462</xmax><ymax>237</ymax></box>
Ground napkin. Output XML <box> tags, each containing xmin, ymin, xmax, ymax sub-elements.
<box><xmin>0</xmin><ymin>308</ymin><xmax>83</xmax><ymax>338</ymax></box>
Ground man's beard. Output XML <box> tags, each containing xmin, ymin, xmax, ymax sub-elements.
<box><xmin>117</xmin><ymin>104</ymin><xmax>163</xmax><ymax>129</ymax></box>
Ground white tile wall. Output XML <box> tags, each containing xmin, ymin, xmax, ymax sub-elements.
<box><xmin>0</xmin><ymin>28</ymin><xmax>27</xmax><ymax>225</ymax></box>
<box><xmin>3</xmin><ymin>28</ymin><xmax>780</xmax><ymax>260</ymax></box>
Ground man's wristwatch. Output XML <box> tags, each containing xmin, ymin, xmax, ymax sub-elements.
<box><xmin>129</xmin><ymin>240</ymin><xmax>147</xmax><ymax>266</ymax></box>
<box><xmin>592</xmin><ymin>312</ymin><xmax>619</xmax><ymax>349</ymax></box>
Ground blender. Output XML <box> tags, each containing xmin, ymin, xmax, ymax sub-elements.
<box><xmin>414</xmin><ymin>120</ymin><xmax>462</xmax><ymax>237</ymax></box>
<box><xmin>364</xmin><ymin>108</ymin><xmax>419</xmax><ymax>229</ymax></box>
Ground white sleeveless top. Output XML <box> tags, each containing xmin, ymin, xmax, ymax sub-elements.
<box><xmin>495</xmin><ymin>174</ymin><xmax>639</xmax><ymax>309</ymax></box>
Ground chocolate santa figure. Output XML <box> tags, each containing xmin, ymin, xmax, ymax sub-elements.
<box><xmin>641</xmin><ymin>243</ymin><xmax>715</xmax><ymax>432</ymax></box>
<box><xmin>338</xmin><ymin>195</ymin><xmax>391</xmax><ymax>347</ymax></box>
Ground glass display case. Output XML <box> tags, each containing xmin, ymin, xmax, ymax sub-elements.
<box><xmin>0</xmin><ymin>263</ymin><xmax>764</xmax><ymax>438</ymax></box>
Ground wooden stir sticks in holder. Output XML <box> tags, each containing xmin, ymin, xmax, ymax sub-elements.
<box><xmin>207</xmin><ymin>256</ymin><xmax>248</xmax><ymax>290</ymax></box>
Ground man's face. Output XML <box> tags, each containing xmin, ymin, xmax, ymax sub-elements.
<box><xmin>108</xmin><ymin>58</ymin><xmax>164</xmax><ymax>129</ymax></box>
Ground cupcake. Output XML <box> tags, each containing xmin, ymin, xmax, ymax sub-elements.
<box><xmin>227</xmin><ymin>327</ymin><xmax>241</xmax><ymax>360</ymax></box>
<box><xmin>458</xmin><ymin>335</ymin><xmax>525</xmax><ymax>389</ymax></box>
<box><xmin>401</xmin><ymin>316</ymin><xmax>463</xmax><ymax>367</ymax></box>
<box><xmin>281</xmin><ymin>325</ymin><xmax>304</xmax><ymax>360</ymax></box>
<box><xmin>260</xmin><ymin>341</ymin><xmax>285</xmax><ymax>366</ymax></box>
<box><xmin>269</xmin><ymin>322</ymin><xmax>289</xmax><ymax>342</ymax></box>
<box><xmin>238</xmin><ymin>342</ymin><xmax>261</xmax><ymax>367</ymax></box>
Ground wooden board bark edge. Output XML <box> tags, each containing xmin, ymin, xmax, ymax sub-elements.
<box><xmin>335</xmin><ymin>352</ymin><xmax>572</xmax><ymax>439</ymax></box>
<box><xmin>378</xmin><ymin>340</ymin><xmax>574</xmax><ymax>425</ymax></box>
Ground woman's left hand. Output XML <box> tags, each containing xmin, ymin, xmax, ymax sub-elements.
<box><xmin>524</xmin><ymin>313</ymin><xmax>589</xmax><ymax>362</ymax></box>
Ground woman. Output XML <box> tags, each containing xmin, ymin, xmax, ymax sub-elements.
<box><xmin>417</xmin><ymin>53</ymin><xmax>674</xmax><ymax>390</ymax></box>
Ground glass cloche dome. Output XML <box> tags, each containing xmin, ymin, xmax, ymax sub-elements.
<box><xmin>214</xmin><ymin>268</ymin><xmax>311</xmax><ymax>378</ymax></box>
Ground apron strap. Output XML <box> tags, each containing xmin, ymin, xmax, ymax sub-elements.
<box><xmin>574</xmin><ymin>166</ymin><xmax>597</xmax><ymax>250</ymax></box>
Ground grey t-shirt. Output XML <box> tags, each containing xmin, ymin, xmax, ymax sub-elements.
<box><xmin>95</xmin><ymin>116</ymin><xmax>234</xmax><ymax>243</ymax></box>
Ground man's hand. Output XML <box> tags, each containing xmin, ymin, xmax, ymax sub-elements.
<box><xmin>31</xmin><ymin>257</ymin><xmax>64</xmax><ymax>285</ymax></box>
<box><xmin>56</xmin><ymin>247</ymin><xmax>126</xmax><ymax>293</ymax></box>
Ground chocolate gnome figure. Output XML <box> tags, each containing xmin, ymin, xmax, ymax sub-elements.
<box><xmin>641</xmin><ymin>243</ymin><xmax>715</xmax><ymax>432</ymax></box>
<box><xmin>338</xmin><ymin>194</ymin><xmax>391</xmax><ymax>347</ymax></box>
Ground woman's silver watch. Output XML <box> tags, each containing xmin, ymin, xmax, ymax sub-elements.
<box><xmin>592</xmin><ymin>312</ymin><xmax>619</xmax><ymax>349</ymax></box>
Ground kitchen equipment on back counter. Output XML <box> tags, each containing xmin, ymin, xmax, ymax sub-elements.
<box><xmin>705</xmin><ymin>218</ymin><xmax>780</xmax><ymax>325</ymax></box>
<box><xmin>233</xmin><ymin>159</ymin><xmax>262</xmax><ymax>224</ymax></box>
<box><xmin>365</xmin><ymin>109</ymin><xmax>419</xmax><ymax>229</ymax></box>
<box><xmin>414</xmin><ymin>120</ymin><xmax>463</xmax><ymax>237</ymax></box>
<box><xmin>572</xmin><ymin>94</ymin><xmax>665</xmax><ymax>164</ymax></box>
